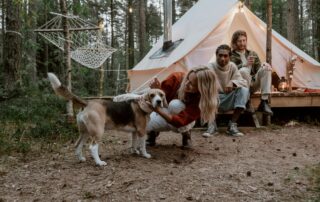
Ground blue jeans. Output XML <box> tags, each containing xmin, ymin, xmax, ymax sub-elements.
<box><xmin>218</xmin><ymin>87</ymin><xmax>250</xmax><ymax>112</ymax></box>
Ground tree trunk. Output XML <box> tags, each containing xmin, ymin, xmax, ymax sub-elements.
<box><xmin>287</xmin><ymin>0</ymin><xmax>300</xmax><ymax>46</ymax></box>
<box><xmin>172</xmin><ymin>0</ymin><xmax>176</xmax><ymax>23</ymax></box>
<box><xmin>127</xmin><ymin>0</ymin><xmax>134</xmax><ymax>69</ymax></box>
<box><xmin>311</xmin><ymin>0</ymin><xmax>319</xmax><ymax>61</ymax></box>
<box><xmin>138</xmin><ymin>0</ymin><xmax>147</xmax><ymax>60</ymax></box>
<box><xmin>278</xmin><ymin>1</ymin><xmax>284</xmax><ymax>36</ymax></box>
<box><xmin>25</xmin><ymin>0</ymin><xmax>37</xmax><ymax>84</ymax></box>
<box><xmin>299</xmin><ymin>0</ymin><xmax>304</xmax><ymax>48</ymax></box>
<box><xmin>3</xmin><ymin>0</ymin><xmax>22</xmax><ymax>92</ymax></box>
<box><xmin>110</xmin><ymin>0</ymin><xmax>115</xmax><ymax>72</ymax></box>
<box><xmin>98</xmin><ymin>18</ymin><xmax>104</xmax><ymax>97</ymax></box>
<box><xmin>35</xmin><ymin>1</ymin><xmax>49</xmax><ymax>79</ymax></box>
<box><xmin>1</xmin><ymin>0</ymin><xmax>5</xmax><ymax>68</ymax></box>
<box><xmin>266</xmin><ymin>0</ymin><xmax>272</xmax><ymax>65</ymax></box>
<box><xmin>60</xmin><ymin>0</ymin><xmax>74</xmax><ymax>122</ymax></box>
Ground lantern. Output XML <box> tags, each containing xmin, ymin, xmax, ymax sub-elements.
<box><xmin>278</xmin><ymin>76</ymin><xmax>288</xmax><ymax>92</ymax></box>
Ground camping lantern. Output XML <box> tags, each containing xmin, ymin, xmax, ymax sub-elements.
<box><xmin>278</xmin><ymin>76</ymin><xmax>288</xmax><ymax>92</ymax></box>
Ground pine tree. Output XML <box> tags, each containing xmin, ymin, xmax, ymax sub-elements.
<box><xmin>3</xmin><ymin>0</ymin><xmax>22</xmax><ymax>92</ymax></box>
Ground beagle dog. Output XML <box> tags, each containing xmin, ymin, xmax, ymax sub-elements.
<box><xmin>47</xmin><ymin>73</ymin><xmax>166</xmax><ymax>166</ymax></box>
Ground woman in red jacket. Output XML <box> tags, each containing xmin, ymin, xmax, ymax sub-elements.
<box><xmin>147</xmin><ymin>65</ymin><xmax>219</xmax><ymax>148</ymax></box>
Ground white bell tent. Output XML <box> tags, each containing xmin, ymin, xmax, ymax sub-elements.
<box><xmin>128</xmin><ymin>0</ymin><xmax>320</xmax><ymax>92</ymax></box>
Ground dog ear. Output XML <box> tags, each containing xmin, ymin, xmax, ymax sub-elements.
<box><xmin>142</xmin><ymin>92</ymin><xmax>150</xmax><ymax>103</ymax></box>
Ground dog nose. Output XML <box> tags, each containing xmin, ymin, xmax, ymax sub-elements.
<box><xmin>156</xmin><ymin>100</ymin><xmax>162</xmax><ymax>105</ymax></box>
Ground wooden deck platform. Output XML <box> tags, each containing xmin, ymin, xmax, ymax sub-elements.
<box><xmin>85</xmin><ymin>92</ymin><xmax>320</xmax><ymax>109</ymax></box>
<box><xmin>251</xmin><ymin>92</ymin><xmax>320</xmax><ymax>108</ymax></box>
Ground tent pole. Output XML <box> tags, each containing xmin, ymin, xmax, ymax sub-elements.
<box><xmin>265</xmin><ymin>0</ymin><xmax>272</xmax><ymax>125</ymax></box>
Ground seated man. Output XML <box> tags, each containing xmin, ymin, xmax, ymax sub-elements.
<box><xmin>203</xmin><ymin>44</ymin><xmax>249</xmax><ymax>137</ymax></box>
<box><xmin>230</xmin><ymin>30</ymin><xmax>273</xmax><ymax>115</ymax></box>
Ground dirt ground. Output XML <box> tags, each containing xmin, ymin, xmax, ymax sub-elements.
<box><xmin>0</xmin><ymin>124</ymin><xmax>320</xmax><ymax>201</ymax></box>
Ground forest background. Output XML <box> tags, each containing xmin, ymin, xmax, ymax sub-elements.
<box><xmin>0</xmin><ymin>0</ymin><xmax>319</xmax><ymax>154</ymax></box>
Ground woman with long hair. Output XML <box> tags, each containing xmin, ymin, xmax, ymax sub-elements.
<box><xmin>147</xmin><ymin>65</ymin><xmax>219</xmax><ymax>148</ymax></box>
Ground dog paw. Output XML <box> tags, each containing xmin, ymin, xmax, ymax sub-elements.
<box><xmin>143</xmin><ymin>153</ymin><xmax>151</xmax><ymax>159</ymax></box>
<box><xmin>134</xmin><ymin>149</ymin><xmax>140</xmax><ymax>155</ymax></box>
<box><xmin>96</xmin><ymin>161</ymin><xmax>107</xmax><ymax>166</ymax></box>
<box><xmin>79</xmin><ymin>157</ymin><xmax>86</xmax><ymax>162</ymax></box>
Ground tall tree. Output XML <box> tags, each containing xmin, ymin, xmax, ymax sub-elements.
<box><xmin>146</xmin><ymin>3</ymin><xmax>162</xmax><ymax>44</ymax></box>
<box><xmin>23</xmin><ymin>0</ymin><xmax>38</xmax><ymax>84</ymax></box>
<box><xmin>138</xmin><ymin>0</ymin><xmax>147</xmax><ymax>60</ymax></box>
<box><xmin>266</xmin><ymin>0</ymin><xmax>272</xmax><ymax>65</ymax></box>
<box><xmin>1</xmin><ymin>0</ymin><xmax>5</xmax><ymax>68</ymax></box>
<box><xmin>3</xmin><ymin>0</ymin><xmax>22</xmax><ymax>92</ymax></box>
<box><xmin>60</xmin><ymin>0</ymin><xmax>74</xmax><ymax>122</ymax></box>
<box><xmin>172</xmin><ymin>0</ymin><xmax>176</xmax><ymax>23</ymax></box>
<box><xmin>266</xmin><ymin>0</ymin><xmax>272</xmax><ymax>126</ymax></box>
<box><xmin>299</xmin><ymin>0</ymin><xmax>304</xmax><ymax>47</ymax></box>
<box><xmin>287</xmin><ymin>0</ymin><xmax>300</xmax><ymax>46</ymax></box>
<box><xmin>312</xmin><ymin>0</ymin><xmax>320</xmax><ymax>61</ymax></box>
<box><xmin>176</xmin><ymin>0</ymin><xmax>198</xmax><ymax>18</ymax></box>
<box><xmin>127</xmin><ymin>0</ymin><xmax>134</xmax><ymax>69</ymax></box>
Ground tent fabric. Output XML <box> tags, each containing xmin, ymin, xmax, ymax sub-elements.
<box><xmin>128</xmin><ymin>0</ymin><xmax>320</xmax><ymax>92</ymax></box>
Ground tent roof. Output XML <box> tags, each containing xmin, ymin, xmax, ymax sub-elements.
<box><xmin>133</xmin><ymin>0</ymin><xmax>238</xmax><ymax>70</ymax></box>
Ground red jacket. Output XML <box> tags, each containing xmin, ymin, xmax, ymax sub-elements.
<box><xmin>160</xmin><ymin>72</ymin><xmax>201</xmax><ymax>128</ymax></box>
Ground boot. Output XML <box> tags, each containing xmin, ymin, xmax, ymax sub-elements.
<box><xmin>257</xmin><ymin>99</ymin><xmax>273</xmax><ymax>115</ymax></box>
<box><xmin>181</xmin><ymin>131</ymin><xmax>192</xmax><ymax>149</ymax></box>
<box><xmin>146</xmin><ymin>131</ymin><xmax>159</xmax><ymax>146</ymax></box>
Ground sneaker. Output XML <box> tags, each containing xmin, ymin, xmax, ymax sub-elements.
<box><xmin>227</xmin><ymin>121</ymin><xmax>244</xmax><ymax>137</ymax></box>
<box><xmin>202</xmin><ymin>121</ymin><xmax>219</xmax><ymax>138</ymax></box>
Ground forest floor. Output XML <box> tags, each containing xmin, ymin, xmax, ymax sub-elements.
<box><xmin>0</xmin><ymin>124</ymin><xmax>320</xmax><ymax>201</ymax></box>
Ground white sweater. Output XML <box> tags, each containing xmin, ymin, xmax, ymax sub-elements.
<box><xmin>208</xmin><ymin>62</ymin><xmax>247</xmax><ymax>93</ymax></box>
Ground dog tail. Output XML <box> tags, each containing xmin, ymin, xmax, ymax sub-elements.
<box><xmin>47</xmin><ymin>73</ymin><xmax>87</xmax><ymax>108</ymax></box>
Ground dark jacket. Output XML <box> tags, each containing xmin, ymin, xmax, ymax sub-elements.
<box><xmin>231</xmin><ymin>49</ymin><xmax>261</xmax><ymax>76</ymax></box>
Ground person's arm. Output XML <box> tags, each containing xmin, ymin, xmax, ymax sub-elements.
<box><xmin>150</xmin><ymin>101</ymin><xmax>200</xmax><ymax>128</ymax></box>
<box><xmin>170</xmin><ymin>103</ymin><xmax>201</xmax><ymax>127</ymax></box>
<box><xmin>229</xmin><ymin>63</ymin><xmax>248</xmax><ymax>88</ymax></box>
<box><xmin>252</xmin><ymin>51</ymin><xmax>261</xmax><ymax>74</ymax></box>
<box><xmin>153</xmin><ymin>107</ymin><xmax>173</xmax><ymax>123</ymax></box>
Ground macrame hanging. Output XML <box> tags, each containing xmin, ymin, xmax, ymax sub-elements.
<box><xmin>35</xmin><ymin>12</ymin><xmax>116</xmax><ymax>69</ymax></box>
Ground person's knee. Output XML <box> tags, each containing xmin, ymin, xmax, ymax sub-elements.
<box><xmin>236</xmin><ymin>87</ymin><xmax>250</xmax><ymax>101</ymax></box>
<box><xmin>237</xmin><ymin>87</ymin><xmax>249</xmax><ymax>95</ymax></box>
<box><xmin>260</xmin><ymin>68</ymin><xmax>272</xmax><ymax>76</ymax></box>
<box><xmin>168</xmin><ymin>99</ymin><xmax>185</xmax><ymax>114</ymax></box>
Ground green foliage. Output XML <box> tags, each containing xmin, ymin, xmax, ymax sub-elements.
<box><xmin>0</xmin><ymin>84</ymin><xmax>78</xmax><ymax>155</ymax></box>
<box><xmin>307</xmin><ymin>164</ymin><xmax>320</xmax><ymax>201</ymax></box>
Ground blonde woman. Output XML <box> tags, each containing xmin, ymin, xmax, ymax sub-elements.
<box><xmin>146</xmin><ymin>66</ymin><xmax>219</xmax><ymax>148</ymax></box>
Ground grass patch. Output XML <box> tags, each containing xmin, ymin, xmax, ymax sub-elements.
<box><xmin>0</xmin><ymin>88</ymin><xmax>78</xmax><ymax>156</ymax></box>
<box><xmin>307</xmin><ymin>163</ymin><xmax>320</xmax><ymax>201</ymax></box>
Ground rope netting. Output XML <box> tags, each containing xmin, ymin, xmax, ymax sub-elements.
<box><xmin>35</xmin><ymin>13</ymin><xmax>116</xmax><ymax>69</ymax></box>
